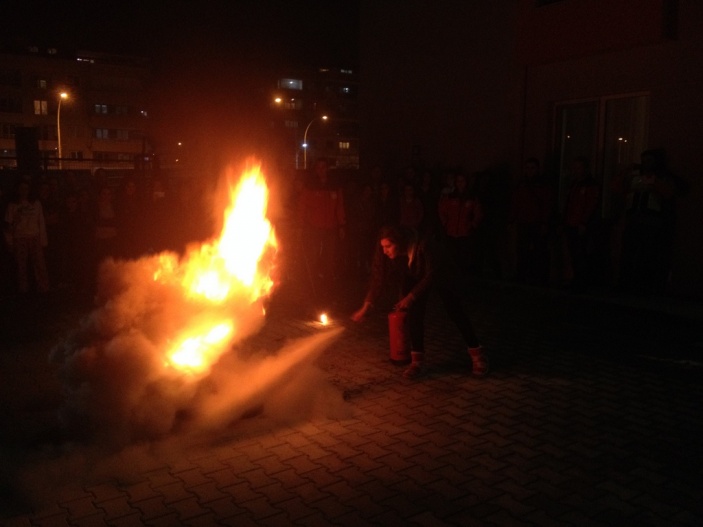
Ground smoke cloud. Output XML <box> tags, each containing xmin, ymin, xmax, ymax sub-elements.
<box><xmin>3</xmin><ymin>163</ymin><xmax>350</xmax><ymax>515</ymax></box>
<box><xmin>49</xmin><ymin>255</ymin><xmax>347</xmax><ymax>447</ymax></box>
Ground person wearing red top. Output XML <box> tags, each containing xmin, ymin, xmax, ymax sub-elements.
<box><xmin>438</xmin><ymin>172</ymin><xmax>483</xmax><ymax>275</ymax></box>
<box><xmin>564</xmin><ymin>156</ymin><xmax>600</xmax><ymax>291</ymax></box>
<box><xmin>298</xmin><ymin>158</ymin><xmax>346</xmax><ymax>306</ymax></box>
<box><xmin>509</xmin><ymin>158</ymin><xmax>555</xmax><ymax>285</ymax></box>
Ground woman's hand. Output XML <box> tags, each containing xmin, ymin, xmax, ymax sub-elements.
<box><xmin>394</xmin><ymin>294</ymin><xmax>414</xmax><ymax>311</ymax></box>
<box><xmin>351</xmin><ymin>302</ymin><xmax>371</xmax><ymax>322</ymax></box>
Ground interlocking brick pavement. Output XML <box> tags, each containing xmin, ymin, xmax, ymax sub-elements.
<box><xmin>1</xmin><ymin>277</ymin><xmax>702</xmax><ymax>526</ymax></box>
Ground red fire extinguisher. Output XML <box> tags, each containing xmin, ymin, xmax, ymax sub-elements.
<box><xmin>388</xmin><ymin>309</ymin><xmax>410</xmax><ymax>364</ymax></box>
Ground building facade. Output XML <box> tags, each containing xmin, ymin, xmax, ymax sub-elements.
<box><xmin>269</xmin><ymin>67</ymin><xmax>359</xmax><ymax>172</ymax></box>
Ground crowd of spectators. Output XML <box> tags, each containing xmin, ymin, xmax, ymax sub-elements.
<box><xmin>1</xmin><ymin>171</ymin><xmax>211</xmax><ymax>298</ymax></box>
<box><xmin>1</xmin><ymin>149</ymin><xmax>686</xmax><ymax>302</ymax></box>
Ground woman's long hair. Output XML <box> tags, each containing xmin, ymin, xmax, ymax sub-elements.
<box><xmin>377</xmin><ymin>224</ymin><xmax>419</xmax><ymax>267</ymax></box>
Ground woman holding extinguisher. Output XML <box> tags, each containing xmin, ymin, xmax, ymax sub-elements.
<box><xmin>351</xmin><ymin>225</ymin><xmax>489</xmax><ymax>379</ymax></box>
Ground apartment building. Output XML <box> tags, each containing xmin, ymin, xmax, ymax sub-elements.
<box><xmin>0</xmin><ymin>45</ymin><xmax>152</xmax><ymax>174</ymax></box>
<box><xmin>269</xmin><ymin>67</ymin><xmax>359</xmax><ymax>171</ymax></box>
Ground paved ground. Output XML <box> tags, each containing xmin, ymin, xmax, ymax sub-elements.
<box><xmin>1</xmin><ymin>275</ymin><xmax>702</xmax><ymax>526</ymax></box>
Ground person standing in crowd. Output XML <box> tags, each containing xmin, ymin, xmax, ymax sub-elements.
<box><xmin>93</xmin><ymin>185</ymin><xmax>119</xmax><ymax>273</ymax></box>
<box><xmin>398</xmin><ymin>181</ymin><xmax>424</xmax><ymax>230</ymax></box>
<box><xmin>509</xmin><ymin>157</ymin><xmax>555</xmax><ymax>286</ymax></box>
<box><xmin>38</xmin><ymin>178</ymin><xmax>62</xmax><ymax>288</ymax></box>
<box><xmin>115</xmin><ymin>178</ymin><xmax>145</xmax><ymax>258</ymax></box>
<box><xmin>347</xmin><ymin>182</ymin><xmax>377</xmax><ymax>277</ymax></box>
<box><xmin>56</xmin><ymin>192</ymin><xmax>93</xmax><ymax>294</ymax></box>
<box><xmin>375</xmin><ymin>180</ymin><xmax>399</xmax><ymax>232</ymax></box>
<box><xmin>563</xmin><ymin>156</ymin><xmax>600</xmax><ymax>292</ymax></box>
<box><xmin>417</xmin><ymin>169</ymin><xmax>441</xmax><ymax>239</ymax></box>
<box><xmin>612</xmin><ymin>148</ymin><xmax>687</xmax><ymax>293</ymax></box>
<box><xmin>3</xmin><ymin>179</ymin><xmax>50</xmax><ymax>294</ymax></box>
<box><xmin>0</xmin><ymin>184</ymin><xmax>13</xmax><ymax>295</ymax></box>
<box><xmin>351</xmin><ymin>225</ymin><xmax>489</xmax><ymax>379</ymax></box>
<box><xmin>145</xmin><ymin>178</ymin><xmax>171</xmax><ymax>253</ymax></box>
<box><xmin>298</xmin><ymin>157</ymin><xmax>346</xmax><ymax>306</ymax></box>
<box><xmin>438</xmin><ymin>171</ymin><xmax>483</xmax><ymax>276</ymax></box>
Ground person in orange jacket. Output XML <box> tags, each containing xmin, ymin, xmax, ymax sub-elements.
<box><xmin>298</xmin><ymin>157</ymin><xmax>346</xmax><ymax>306</ymax></box>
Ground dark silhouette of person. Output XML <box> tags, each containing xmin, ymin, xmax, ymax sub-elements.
<box><xmin>509</xmin><ymin>158</ymin><xmax>555</xmax><ymax>286</ymax></box>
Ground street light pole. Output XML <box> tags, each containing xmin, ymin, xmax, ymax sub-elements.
<box><xmin>302</xmin><ymin>115</ymin><xmax>328</xmax><ymax>170</ymax></box>
<box><xmin>57</xmin><ymin>92</ymin><xmax>68</xmax><ymax>170</ymax></box>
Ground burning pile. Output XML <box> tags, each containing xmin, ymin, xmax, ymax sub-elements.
<box><xmin>51</xmin><ymin>161</ymin><xmax>344</xmax><ymax>446</ymax></box>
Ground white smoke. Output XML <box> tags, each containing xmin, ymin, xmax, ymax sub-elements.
<box><xmin>49</xmin><ymin>255</ymin><xmax>347</xmax><ymax>448</ymax></box>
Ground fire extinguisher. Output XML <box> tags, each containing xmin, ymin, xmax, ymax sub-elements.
<box><xmin>388</xmin><ymin>309</ymin><xmax>411</xmax><ymax>364</ymax></box>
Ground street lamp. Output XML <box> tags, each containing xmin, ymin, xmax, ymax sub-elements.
<box><xmin>302</xmin><ymin>115</ymin><xmax>328</xmax><ymax>169</ymax></box>
<box><xmin>57</xmin><ymin>92</ymin><xmax>68</xmax><ymax>169</ymax></box>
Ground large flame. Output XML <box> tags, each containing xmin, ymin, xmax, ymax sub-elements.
<box><xmin>153</xmin><ymin>162</ymin><xmax>277</xmax><ymax>374</ymax></box>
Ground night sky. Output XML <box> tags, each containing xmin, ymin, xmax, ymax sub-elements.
<box><xmin>6</xmin><ymin>0</ymin><xmax>360</xmax><ymax>68</ymax></box>
<box><xmin>5</xmin><ymin>0</ymin><xmax>360</xmax><ymax>164</ymax></box>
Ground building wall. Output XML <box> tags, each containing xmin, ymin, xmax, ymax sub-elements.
<box><xmin>359</xmin><ymin>0</ymin><xmax>521</xmax><ymax>173</ymax></box>
<box><xmin>520</xmin><ymin>0</ymin><xmax>703</xmax><ymax>297</ymax></box>
<box><xmin>360</xmin><ymin>0</ymin><xmax>703</xmax><ymax>297</ymax></box>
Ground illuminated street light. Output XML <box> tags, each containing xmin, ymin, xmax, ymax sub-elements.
<box><xmin>302</xmin><ymin>115</ymin><xmax>328</xmax><ymax>169</ymax></box>
<box><xmin>57</xmin><ymin>91</ymin><xmax>68</xmax><ymax>169</ymax></box>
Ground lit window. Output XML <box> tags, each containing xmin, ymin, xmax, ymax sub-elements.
<box><xmin>47</xmin><ymin>48</ymin><xmax>57</xmax><ymax>55</ymax></box>
<box><xmin>279</xmin><ymin>78</ymin><xmax>303</xmax><ymax>90</ymax></box>
<box><xmin>34</xmin><ymin>100</ymin><xmax>48</xmax><ymax>115</ymax></box>
<box><xmin>94</xmin><ymin>128</ymin><xmax>109</xmax><ymax>139</ymax></box>
<box><xmin>94</xmin><ymin>104</ymin><xmax>108</xmax><ymax>114</ymax></box>
<box><xmin>339</xmin><ymin>141</ymin><xmax>350</xmax><ymax>150</ymax></box>
<box><xmin>37</xmin><ymin>79</ymin><xmax>47</xmax><ymax>89</ymax></box>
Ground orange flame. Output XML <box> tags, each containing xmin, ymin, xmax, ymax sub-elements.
<box><xmin>154</xmin><ymin>162</ymin><xmax>277</xmax><ymax>374</ymax></box>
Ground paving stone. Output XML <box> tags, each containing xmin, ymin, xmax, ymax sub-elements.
<box><xmin>166</xmin><ymin>496</ymin><xmax>211</xmax><ymax>521</ymax></box>
<box><xmin>151</xmin><ymin>481</ymin><xmax>195</xmax><ymax>505</ymax></box>
<box><xmin>237</xmin><ymin>496</ymin><xmax>281</xmax><ymax>520</ymax></box>
<box><xmin>204</xmin><ymin>497</ymin><xmax>248</xmax><ymax>518</ymax></box>
<box><xmin>286</xmin><ymin>481</ymin><xmax>331</xmax><ymax>504</ymax></box>
<box><xmin>186</xmin><ymin>481</ymin><xmax>230</xmax><ymax>504</ymax></box>
<box><xmin>268</xmin><ymin>467</ymin><xmax>310</xmax><ymax>489</ymax></box>
<box><xmin>122</xmin><ymin>481</ymin><xmax>160</xmax><ymax>503</ymax></box>
<box><xmin>2</xmin><ymin>518</ymin><xmax>33</xmax><ymax>527</ymax></box>
<box><xmin>142</xmin><ymin>512</ymin><xmax>182</xmax><ymax>527</ymax></box>
<box><xmin>130</xmin><ymin>497</ymin><xmax>168</xmax><ymax>522</ymax></box>
<box><xmin>60</xmin><ymin>496</ymin><xmax>101</xmax><ymax>520</ymax></box>
<box><xmin>309</xmin><ymin>495</ymin><xmax>354</xmax><ymax>520</ymax></box>
<box><xmin>96</xmin><ymin>496</ymin><xmax>139</xmax><ymax>521</ymax></box>
<box><xmin>104</xmin><ymin>512</ymin><xmax>145</xmax><ymax>527</ymax></box>
<box><xmin>221</xmin><ymin>454</ymin><xmax>260</xmax><ymax>475</ymax></box>
<box><xmin>282</xmin><ymin>455</ymin><xmax>322</xmax><ymax>475</ymax></box>
<box><xmin>173</xmin><ymin>468</ymin><xmax>212</xmax><ymax>488</ymax></box>
<box><xmin>206</xmin><ymin>468</ymin><xmax>248</xmax><ymax>490</ymax></box>
<box><xmin>86</xmin><ymin>484</ymin><xmax>126</xmax><ymax>504</ymax></box>
<box><xmin>184</xmin><ymin>512</ymin><xmax>226</xmax><ymax>527</ymax></box>
<box><xmin>70</xmin><ymin>513</ymin><xmax>108</xmax><ymax>527</ymax></box>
